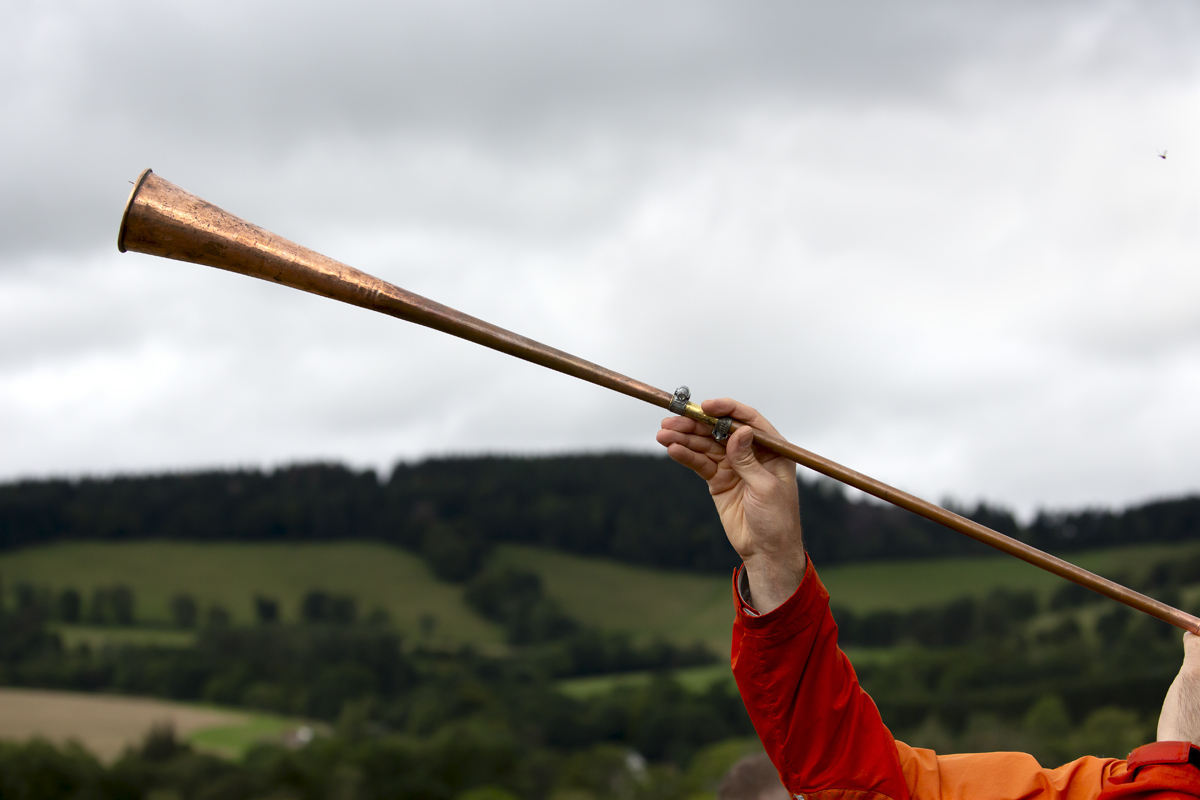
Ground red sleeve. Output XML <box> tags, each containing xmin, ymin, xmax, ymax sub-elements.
<box><xmin>730</xmin><ymin>562</ymin><xmax>910</xmax><ymax>800</ymax></box>
<box><xmin>1101</xmin><ymin>742</ymin><xmax>1200</xmax><ymax>800</ymax></box>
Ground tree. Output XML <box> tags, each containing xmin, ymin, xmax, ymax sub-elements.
<box><xmin>56</xmin><ymin>588</ymin><xmax>81</xmax><ymax>623</ymax></box>
<box><xmin>111</xmin><ymin>585</ymin><xmax>135</xmax><ymax>625</ymax></box>
<box><xmin>170</xmin><ymin>594</ymin><xmax>198</xmax><ymax>629</ymax></box>
<box><xmin>301</xmin><ymin>591</ymin><xmax>330</xmax><ymax>623</ymax></box>
<box><xmin>254</xmin><ymin>595</ymin><xmax>279</xmax><ymax>624</ymax></box>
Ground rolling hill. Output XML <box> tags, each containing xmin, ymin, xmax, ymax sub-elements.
<box><xmin>3</xmin><ymin>539</ymin><xmax>1197</xmax><ymax>658</ymax></box>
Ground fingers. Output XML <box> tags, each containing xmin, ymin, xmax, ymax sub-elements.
<box><xmin>656</xmin><ymin>425</ymin><xmax>724</xmax><ymax>458</ymax></box>
<box><xmin>663</xmin><ymin>397</ymin><xmax>781</xmax><ymax>440</ymax></box>
<box><xmin>657</xmin><ymin>418</ymin><xmax>724</xmax><ymax>479</ymax></box>
<box><xmin>665</xmin><ymin>443</ymin><xmax>718</xmax><ymax>480</ymax></box>
<box><xmin>659</xmin><ymin>414</ymin><xmax>708</xmax><ymax>435</ymax></box>
<box><xmin>699</xmin><ymin>397</ymin><xmax>784</xmax><ymax>438</ymax></box>
<box><xmin>724</xmin><ymin>424</ymin><xmax>774</xmax><ymax>490</ymax></box>
<box><xmin>660</xmin><ymin>398</ymin><xmax>783</xmax><ymax>482</ymax></box>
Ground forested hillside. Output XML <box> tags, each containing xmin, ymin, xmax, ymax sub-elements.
<box><xmin>2</xmin><ymin>455</ymin><xmax>1199</xmax><ymax>576</ymax></box>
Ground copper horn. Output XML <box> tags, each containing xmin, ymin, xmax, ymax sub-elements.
<box><xmin>118</xmin><ymin>168</ymin><xmax>1200</xmax><ymax>635</ymax></box>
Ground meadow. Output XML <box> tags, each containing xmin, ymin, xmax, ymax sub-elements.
<box><xmin>0</xmin><ymin>540</ymin><xmax>504</xmax><ymax>644</ymax></box>
<box><xmin>3</xmin><ymin>538</ymin><xmax>1197</xmax><ymax>659</ymax></box>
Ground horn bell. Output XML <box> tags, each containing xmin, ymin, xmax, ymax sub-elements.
<box><xmin>117</xmin><ymin>168</ymin><xmax>395</xmax><ymax>314</ymax></box>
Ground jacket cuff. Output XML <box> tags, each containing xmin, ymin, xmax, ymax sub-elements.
<box><xmin>732</xmin><ymin>558</ymin><xmax>823</xmax><ymax>638</ymax></box>
<box><xmin>1127</xmin><ymin>741</ymin><xmax>1200</xmax><ymax>771</ymax></box>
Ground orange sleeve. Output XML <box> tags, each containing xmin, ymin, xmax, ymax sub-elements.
<box><xmin>896</xmin><ymin>734</ymin><xmax>1200</xmax><ymax>800</ymax></box>
<box><xmin>896</xmin><ymin>742</ymin><xmax>1120</xmax><ymax>800</ymax></box>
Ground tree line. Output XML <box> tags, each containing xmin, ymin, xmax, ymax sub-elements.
<box><xmin>0</xmin><ymin>722</ymin><xmax>747</xmax><ymax>800</ymax></box>
<box><xmin>4</xmin><ymin>579</ymin><xmax>373</xmax><ymax>630</ymax></box>
<box><xmin>2</xmin><ymin>456</ymin><xmax>1200</xmax><ymax>579</ymax></box>
<box><xmin>12</xmin><ymin>583</ymin><xmax>137</xmax><ymax>626</ymax></box>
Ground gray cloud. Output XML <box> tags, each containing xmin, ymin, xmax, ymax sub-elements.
<box><xmin>1</xmin><ymin>0</ymin><xmax>1198</xmax><ymax>517</ymax></box>
<box><xmin>4</xmin><ymin>0</ymin><xmax>1186</xmax><ymax>255</ymax></box>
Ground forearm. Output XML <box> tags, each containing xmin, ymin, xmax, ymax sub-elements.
<box><xmin>731</xmin><ymin>562</ymin><xmax>909</xmax><ymax>800</ymax></box>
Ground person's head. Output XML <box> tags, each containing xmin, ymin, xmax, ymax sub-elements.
<box><xmin>717</xmin><ymin>753</ymin><xmax>789</xmax><ymax>800</ymax></box>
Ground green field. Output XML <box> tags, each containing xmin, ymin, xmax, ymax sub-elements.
<box><xmin>2</xmin><ymin>539</ymin><xmax>1197</xmax><ymax>657</ymax></box>
<box><xmin>187</xmin><ymin>714</ymin><xmax>306</xmax><ymax>759</ymax></box>
<box><xmin>499</xmin><ymin>541</ymin><xmax>1200</xmax><ymax>654</ymax></box>
<box><xmin>818</xmin><ymin>542</ymin><xmax>1200</xmax><ymax>612</ymax></box>
<box><xmin>52</xmin><ymin>624</ymin><xmax>197</xmax><ymax>650</ymax></box>
<box><xmin>557</xmin><ymin>663</ymin><xmax>734</xmax><ymax>699</ymax></box>
<box><xmin>491</xmin><ymin>545</ymin><xmax>735</xmax><ymax>650</ymax></box>
<box><xmin>0</xmin><ymin>541</ymin><xmax>503</xmax><ymax>645</ymax></box>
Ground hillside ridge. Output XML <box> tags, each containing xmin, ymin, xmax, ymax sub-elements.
<box><xmin>2</xmin><ymin>453</ymin><xmax>1199</xmax><ymax>573</ymax></box>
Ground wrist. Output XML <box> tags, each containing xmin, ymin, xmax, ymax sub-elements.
<box><xmin>742</xmin><ymin>549</ymin><xmax>807</xmax><ymax>614</ymax></box>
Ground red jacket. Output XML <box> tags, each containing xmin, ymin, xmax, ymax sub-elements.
<box><xmin>730</xmin><ymin>562</ymin><xmax>1200</xmax><ymax>800</ymax></box>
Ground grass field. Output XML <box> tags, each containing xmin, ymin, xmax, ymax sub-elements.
<box><xmin>188</xmin><ymin>715</ymin><xmax>303</xmax><ymax>759</ymax></box>
<box><xmin>557</xmin><ymin>663</ymin><xmax>734</xmax><ymax>699</ymax></box>
<box><xmin>818</xmin><ymin>541</ymin><xmax>1200</xmax><ymax>612</ymax></box>
<box><xmin>51</xmin><ymin>624</ymin><xmax>197</xmax><ymax>650</ymax></box>
<box><xmin>491</xmin><ymin>545</ymin><xmax>735</xmax><ymax>650</ymax></box>
<box><xmin>0</xmin><ymin>541</ymin><xmax>504</xmax><ymax>645</ymax></box>
<box><xmin>0</xmin><ymin>688</ymin><xmax>298</xmax><ymax>762</ymax></box>
<box><xmin>3</xmin><ymin>539</ymin><xmax>1197</xmax><ymax>656</ymax></box>
<box><xmin>497</xmin><ymin>541</ymin><xmax>1200</xmax><ymax>654</ymax></box>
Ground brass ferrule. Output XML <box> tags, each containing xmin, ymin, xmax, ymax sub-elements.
<box><xmin>682</xmin><ymin>402</ymin><xmax>722</xmax><ymax>427</ymax></box>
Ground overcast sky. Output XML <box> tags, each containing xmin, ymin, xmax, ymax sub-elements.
<box><xmin>1</xmin><ymin>0</ymin><xmax>1197</xmax><ymax>517</ymax></box>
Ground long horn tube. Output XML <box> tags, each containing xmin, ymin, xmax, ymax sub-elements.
<box><xmin>118</xmin><ymin>168</ymin><xmax>1200</xmax><ymax>635</ymax></box>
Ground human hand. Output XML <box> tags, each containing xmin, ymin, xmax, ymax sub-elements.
<box><xmin>656</xmin><ymin>398</ymin><xmax>806</xmax><ymax>614</ymax></box>
<box><xmin>1158</xmin><ymin>632</ymin><xmax>1200</xmax><ymax>746</ymax></box>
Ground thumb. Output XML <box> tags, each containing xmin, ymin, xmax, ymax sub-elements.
<box><xmin>726</xmin><ymin>425</ymin><xmax>771</xmax><ymax>487</ymax></box>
